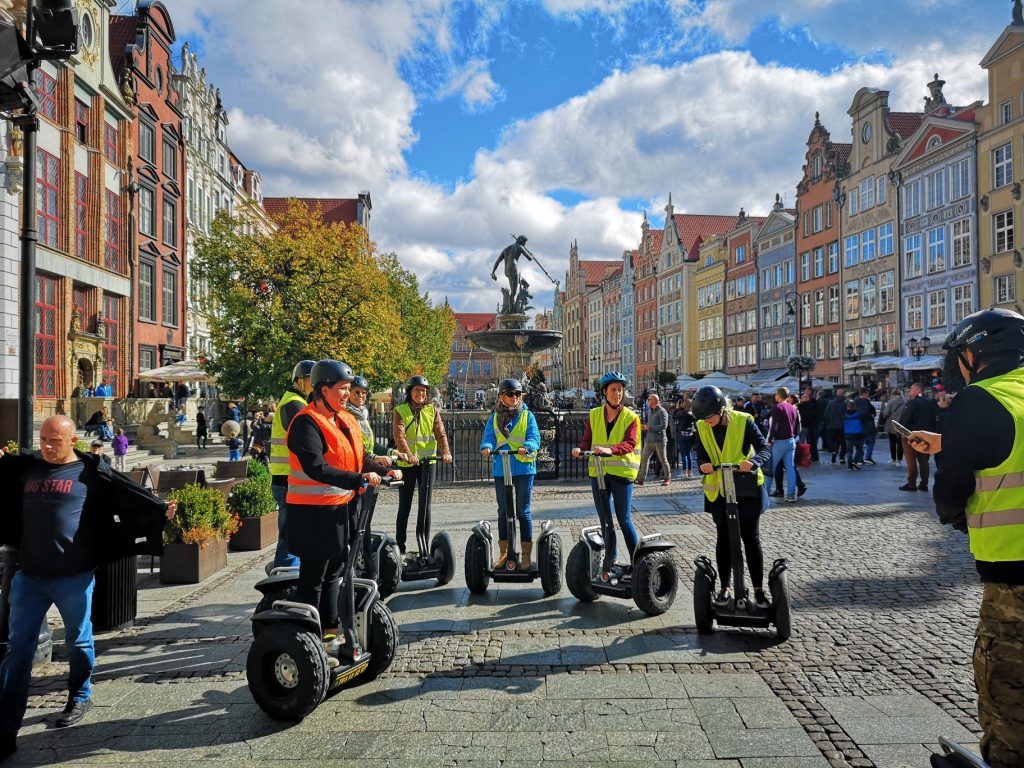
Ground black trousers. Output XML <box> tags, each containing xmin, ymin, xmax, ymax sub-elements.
<box><xmin>395</xmin><ymin>463</ymin><xmax>433</xmax><ymax>552</ymax></box>
<box><xmin>715</xmin><ymin>514</ymin><xmax>764</xmax><ymax>591</ymax></box>
<box><xmin>828</xmin><ymin>427</ymin><xmax>846</xmax><ymax>460</ymax></box>
<box><xmin>888</xmin><ymin>433</ymin><xmax>904</xmax><ymax>461</ymax></box>
<box><xmin>296</xmin><ymin>556</ymin><xmax>345</xmax><ymax>629</ymax></box>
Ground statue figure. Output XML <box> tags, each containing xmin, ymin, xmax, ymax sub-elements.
<box><xmin>514</xmin><ymin>278</ymin><xmax>534</xmax><ymax>314</ymax></box>
<box><xmin>491</xmin><ymin>235</ymin><xmax>534</xmax><ymax>315</ymax></box>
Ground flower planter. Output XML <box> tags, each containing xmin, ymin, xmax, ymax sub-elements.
<box><xmin>160</xmin><ymin>536</ymin><xmax>228</xmax><ymax>584</ymax></box>
<box><xmin>230</xmin><ymin>512</ymin><xmax>278</xmax><ymax>552</ymax></box>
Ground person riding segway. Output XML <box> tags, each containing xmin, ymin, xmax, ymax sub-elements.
<box><xmin>465</xmin><ymin>378</ymin><xmax>562</xmax><ymax>595</ymax></box>
<box><xmin>392</xmin><ymin>376</ymin><xmax>455</xmax><ymax>587</ymax></box>
<box><xmin>566</xmin><ymin>371</ymin><xmax>678</xmax><ymax>615</ymax></box>
<box><xmin>691</xmin><ymin>385</ymin><xmax>791</xmax><ymax>639</ymax></box>
<box><xmin>246</xmin><ymin>360</ymin><xmax>401</xmax><ymax>721</ymax></box>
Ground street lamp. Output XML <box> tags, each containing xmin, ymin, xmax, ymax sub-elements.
<box><xmin>845</xmin><ymin>343</ymin><xmax>864</xmax><ymax>363</ymax></box>
<box><xmin>907</xmin><ymin>336</ymin><xmax>930</xmax><ymax>360</ymax></box>
<box><xmin>654</xmin><ymin>329</ymin><xmax>665</xmax><ymax>394</ymax></box>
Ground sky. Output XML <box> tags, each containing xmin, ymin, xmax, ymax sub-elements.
<box><xmin>158</xmin><ymin>0</ymin><xmax>1010</xmax><ymax>314</ymax></box>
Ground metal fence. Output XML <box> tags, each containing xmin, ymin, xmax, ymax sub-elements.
<box><xmin>369</xmin><ymin>411</ymin><xmax>591</xmax><ymax>484</ymax></box>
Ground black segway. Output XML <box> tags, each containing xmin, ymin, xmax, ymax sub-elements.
<box><xmin>693</xmin><ymin>463</ymin><xmax>791</xmax><ymax>640</ymax></box>
<box><xmin>464</xmin><ymin>450</ymin><xmax>562</xmax><ymax>595</ymax></box>
<box><xmin>399</xmin><ymin>457</ymin><xmax>455</xmax><ymax>587</ymax></box>
<box><xmin>930</xmin><ymin>737</ymin><xmax>988</xmax><ymax>767</ymax></box>
<box><xmin>353</xmin><ymin>480</ymin><xmax>402</xmax><ymax>598</ymax></box>
<box><xmin>565</xmin><ymin>451</ymin><xmax>678</xmax><ymax>615</ymax></box>
<box><xmin>246</xmin><ymin>481</ymin><xmax>401</xmax><ymax>721</ymax></box>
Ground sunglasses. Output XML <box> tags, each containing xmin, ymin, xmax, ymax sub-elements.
<box><xmin>501</xmin><ymin>392</ymin><xmax>522</xmax><ymax>397</ymax></box>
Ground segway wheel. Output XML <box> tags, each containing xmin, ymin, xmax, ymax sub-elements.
<box><xmin>769</xmin><ymin>569</ymin><xmax>792</xmax><ymax>641</ymax></box>
<box><xmin>377</xmin><ymin>544</ymin><xmax>402</xmax><ymax>599</ymax></box>
<box><xmin>430</xmin><ymin>531</ymin><xmax>456</xmax><ymax>586</ymax></box>
<box><xmin>362</xmin><ymin>601</ymin><xmax>399</xmax><ymax>682</ymax></box>
<box><xmin>693</xmin><ymin>568</ymin><xmax>715</xmax><ymax>635</ymax></box>
<box><xmin>538</xmin><ymin>534</ymin><xmax>563</xmax><ymax>596</ymax></box>
<box><xmin>565</xmin><ymin>541</ymin><xmax>598</xmax><ymax>603</ymax></box>
<box><xmin>464</xmin><ymin>535</ymin><xmax>491</xmax><ymax>594</ymax></box>
<box><xmin>246</xmin><ymin>623</ymin><xmax>330</xmax><ymax>721</ymax></box>
<box><xmin>632</xmin><ymin>550</ymin><xmax>678</xmax><ymax>616</ymax></box>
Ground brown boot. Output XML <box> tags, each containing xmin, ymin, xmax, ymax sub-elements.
<box><xmin>520</xmin><ymin>541</ymin><xmax>533</xmax><ymax>570</ymax></box>
<box><xmin>492</xmin><ymin>540</ymin><xmax>509</xmax><ymax>569</ymax></box>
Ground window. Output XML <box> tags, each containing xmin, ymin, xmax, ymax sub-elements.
<box><xmin>826</xmin><ymin>202</ymin><xmax>833</xmax><ymax>229</ymax></box>
<box><xmin>33</xmin><ymin>70</ymin><xmax>57</xmax><ymax>120</ymax></box>
<box><xmin>829</xmin><ymin>332</ymin><xmax>840</xmax><ymax>359</ymax></box>
<box><xmin>994</xmin><ymin>143</ymin><xmax>1013</xmax><ymax>188</ymax></box>
<box><xmin>734</xmin><ymin>245</ymin><xmax>745</xmax><ymax>263</ymax></box>
<box><xmin>880</xmin><ymin>270</ymin><xmax>895</xmax><ymax>314</ymax></box>
<box><xmin>845</xmin><ymin>235</ymin><xmax>858</xmax><ymax>267</ymax></box>
<box><xmin>861</xmin><ymin>275</ymin><xmax>877</xmax><ymax>317</ymax></box>
<box><xmin>162</xmin><ymin>269</ymin><xmax>177</xmax><ymax>326</ymax></box>
<box><xmin>698</xmin><ymin>350</ymin><xmax>706</xmax><ymax>371</ymax></box>
<box><xmin>995</xmin><ymin>210</ymin><xmax>1014</xmax><ymax>253</ymax></box>
<box><xmin>139</xmin><ymin>122</ymin><xmax>155</xmax><ymax>163</ymax></box>
<box><xmin>104</xmin><ymin>190</ymin><xmax>120</xmax><ymax>271</ymax></box>
<box><xmin>774</xmin><ymin>264</ymin><xmax>783</xmax><ymax>287</ymax></box>
<box><xmin>34</xmin><ymin>274</ymin><xmax>58</xmax><ymax>397</ymax></box>
<box><xmin>36</xmin><ymin>149</ymin><xmax>59</xmax><ymax>248</ymax></box>
<box><xmin>785</xmin><ymin>261</ymin><xmax>794</xmax><ymax>284</ymax></box>
<box><xmin>802</xmin><ymin>211</ymin><xmax>809</xmax><ymax>237</ymax></box>
<box><xmin>951</xmin><ymin>219</ymin><xmax>971</xmax><ymax>268</ymax></box>
<box><xmin>747</xmin><ymin>308</ymin><xmax>756</xmax><ymax>328</ymax></box>
<box><xmin>74</xmin><ymin>173</ymin><xmax>87</xmax><ymax>260</ymax></box>
<box><xmin>863</xmin><ymin>326</ymin><xmax>879</xmax><ymax>355</ymax></box>
<box><xmin>800</xmin><ymin>252</ymin><xmax>810</xmax><ymax>282</ymax></box>
<box><xmin>876</xmin><ymin>175</ymin><xmax>887</xmax><ymax>205</ymax></box>
<box><xmin>845</xmin><ymin>280</ymin><xmax>859</xmax><ymax>320</ymax></box>
<box><xmin>827</xmin><ymin>242</ymin><xmax>838</xmax><ymax>273</ymax></box>
<box><xmin>906</xmin><ymin>295</ymin><xmax>923</xmax><ymax>331</ymax></box>
<box><xmin>762</xmin><ymin>268</ymin><xmax>771</xmax><ymax>290</ymax></box>
<box><xmin>881</xmin><ymin>323</ymin><xmax>896</xmax><ymax>352</ymax></box>
<box><xmin>860</xmin><ymin>177</ymin><xmax>874</xmax><ymax>210</ymax></box>
<box><xmin>995</xmin><ymin>274</ymin><xmax>1017</xmax><ymax>304</ymax></box>
<box><xmin>926</xmin><ymin>169</ymin><xmax>945</xmax><ymax>210</ymax></box>
<box><xmin>139</xmin><ymin>345</ymin><xmax>156</xmax><ymax>373</ymax></box>
<box><xmin>828</xmin><ymin>285</ymin><xmax>839</xmax><ymax>323</ymax></box>
<box><xmin>801</xmin><ymin>293</ymin><xmax>811</xmax><ymax>329</ymax></box>
<box><xmin>103</xmin><ymin>294</ymin><xmax>119</xmax><ymax>396</ymax></box>
<box><xmin>162</xmin><ymin>198</ymin><xmax>177</xmax><ymax>247</ymax></box>
<box><xmin>953</xmin><ymin>283</ymin><xmax>974</xmax><ymax>323</ymax></box>
<box><xmin>814</xmin><ymin>289</ymin><xmax>824</xmax><ymax>325</ymax></box>
<box><xmin>736</xmin><ymin>278</ymin><xmax>746</xmax><ymax>298</ymax></box>
<box><xmin>877</xmin><ymin>221</ymin><xmax>894</xmax><ymax>257</ymax></box>
<box><xmin>187</xmin><ymin>178</ymin><xmax>195</xmax><ymax>222</ymax></box>
<box><xmin>139</xmin><ymin>187</ymin><xmax>155</xmax><ymax>237</ymax></box>
<box><xmin>904</xmin><ymin>234</ymin><xmax>922</xmax><ymax>279</ymax></box>
<box><xmin>815</xmin><ymin>334</ymin><xmax>825</xmax><ymax>360</ymax></box>
<box><xmin>726</xmin><ymin>314</ymin><xmax>736</xmax><ymax>334</ymax></box>
<box><xmin>1000</xmin><ymin>99</ymin><xmax>1012</xmax><ymax>125</ymax></box>
<box><xmin>927</xmin><ymin>290</ymin><xmax>947</xmax><ymax>329</ymax></box>
<box><xmin>950</xmin><ymin>158</ymin><xmax>970</xmax><ymax>200</ymax></box>
<box><xmin>904</xmin><ymin>179</ymin><xmax>922</xmax><ymax>217</ymax></box>
<box><xmin>163</xmin><ymin>140</ymin><xmax>177</xmax><ymax>181</ymax></box>
<box><xmin>812</xmin><ymin>205</ymin><xmax>822</xmax><ymax>233</ymax></box>
<box><xmin>138</xmin><ymin>261</ymin><xmax>155</xmax><ymax>321</ymax></box>
<box><xmin>74</xmin><ymin>99</ymin><xmax>90</xmax><ymax>144</ymax></box>
<box><xmin>73</xmin><ymin>284</ymin><xmax>94</xmax><ymax>332</ymax></box>
<box><xmin>861</xmin><ymin>229</ymin><xmax>876</xmax><ymax>262</ymax></box>
<box><xmin>104</xmin><ymin>122</ymin><xmax>117</xmax><ymax>163</ymax></box>
<box><xmin>848</xmin><ymin>187</ymin><xmax>859</xmax><ymax>216</ymax></box>
<box><xmin>747</xmin><ymin>274</ymin><xmax>756</xmax><ymax>293</ymax></box>
<box><xmin>926</xmin><ymin>228</ymin><xmax>946</xmax><ymax>274</ymax></box>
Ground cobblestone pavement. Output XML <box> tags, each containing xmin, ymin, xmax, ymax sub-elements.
<box><xmin>8</xmin><ymin>458</ymin><xmax>984</xmax><ymax>767</ymax></box>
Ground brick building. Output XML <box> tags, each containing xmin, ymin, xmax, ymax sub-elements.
<box><xmin>448</xmin><ymin>312</ymin><xmax>496</xmax><ymax>395</ymax></box>
<box><xmin>723</xmin><ymin>211</ymin><xmax>766</xmax><ymax>376</ymax></box>
<box><xmin>633</xmin><ymin>216</ymin><xmax>662</xmax><ymax>391</ymax></box>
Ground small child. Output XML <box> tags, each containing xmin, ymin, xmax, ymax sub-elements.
<box><xmin>174</xmin><ymin>408</ymin><xmax>187</xmax><ymax>426</ymax></box>
<box><xmin>111</xmin><ymin>427</ymin><xmax>129</xmax><ymax>472</ymax></box>
<box><xmin>227</xmin><ymin>434</ymin><xmax>242</xmax><ymax>461</ymax></box>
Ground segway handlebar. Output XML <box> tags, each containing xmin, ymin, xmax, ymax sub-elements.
<box><xmin>492</xmin><ymin>449</ymin><xmax>537</xmax><ymax>457</ymax></box>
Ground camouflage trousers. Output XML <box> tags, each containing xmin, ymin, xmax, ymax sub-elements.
<box><xmin>975</xmin><ymin>582</ymin><xmax>1024</xmax><ymax>768</ymax></box>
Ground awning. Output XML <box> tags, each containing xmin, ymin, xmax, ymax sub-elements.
<box><xmin>138</xmin><ymin>360</ymin><xmax>217</xmax><ymax>383</ymax></box>
<box><xmin>902</xmin><ymin>354</ymin><xmax>944</xmax><ymax>371</ymax></box>
<box><xmin>869</xmin><ymin>356</ymin><xmax>906</xmax><ymax>370</ymax></box>
<box><xmin>746</xmin><ymin>368</ymin><xmax>788</xmax><ymax>386</ymax></box>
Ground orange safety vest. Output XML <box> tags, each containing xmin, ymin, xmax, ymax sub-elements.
<box><xmin>285</xmin><ymin>404</ymin><xmax>364</xmax><ymax>506</ymax></box>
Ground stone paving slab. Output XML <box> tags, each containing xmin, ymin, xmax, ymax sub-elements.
<box><xmin>819</xmin><ymin>694</ymin><xmax>975</xmax><ymax>744</ymax></box>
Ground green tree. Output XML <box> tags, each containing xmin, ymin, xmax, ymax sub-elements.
<box><xmin>192</xmin><ymin>201</ymin><xmax>452</xmax><ymax>399</ymax></box>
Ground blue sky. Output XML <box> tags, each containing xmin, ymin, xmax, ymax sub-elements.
<box><xmin>165</xmin><ymin>0</ymin><xmax>1006</xmax><ymax>311</ymax></box>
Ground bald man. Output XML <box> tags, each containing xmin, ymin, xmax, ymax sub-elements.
<box><xmin>0</xmin><ymin>416</ymin><xmax>175</xmax><ymax>758</ymax></box>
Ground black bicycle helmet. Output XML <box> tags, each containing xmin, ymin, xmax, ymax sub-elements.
<box><xmin>943</xmin><ymin>308</ymin><xmax>1024</xmax><ymax>359</ymax></box>
<box><xmin>499</xmin><ymin>377</ymin><xmax>523</xmax><ymax>394</ymax></box>
<box><xmin>691</xmin><ymin>385</ymin><xmax>727</xmax><ymax>420</ymax></box>
<box><xmin>405</xmin><ymin>375</ymin><xmax>431</xmax><ymax>399</ymax></box>
<box><xmin>598</xmin><ymin>371</ymin><xmax>628</xmax><ymax>392</ymax></box>
<box><xmin>311</xmin><ymin>360</ymin><xmax>355</xmax><ymax>393</ymax></box>
<box><xmin>351</xmin><ymin>375</ymin><xmax>370</xmax><ymax>391</ymax></box>
<box><xmin>291</xmin><ymin>359</ymin><xmax>315</xmax><ymax>382</ymax></box>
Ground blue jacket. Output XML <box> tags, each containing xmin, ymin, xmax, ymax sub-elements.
<box><xmin>479</xmin><ymin>405</ymin><xmax>541</xmax><ymax>477</ymax></box>
<box><xmin>843</xmin><ymin>409</ymin><xmax>865</xmax><ymax>437</ymax></box>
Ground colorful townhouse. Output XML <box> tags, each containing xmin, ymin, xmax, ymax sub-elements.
<box><xmin>695</xmin><ymin>233</ymin><xmax>727</xmax><ymax>375</ymax></box>
<box><xmin>753</xmin><ymin>196</ymin><xmax>797</xmax><ymax>382</ymax></box>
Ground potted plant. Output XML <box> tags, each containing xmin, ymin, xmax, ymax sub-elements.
<box><xmin>161</xmin><ymin>483</ymin><xmax>239</xmax><ymax>583</ymax></box>
<box><xmin>227</xmin><ymin>476</ymin><xmax>278</xmax><ymax>551</ymax></box>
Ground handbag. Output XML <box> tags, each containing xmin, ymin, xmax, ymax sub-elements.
<box><xmin>795</xmin><ymin>442</ymin><xmax>812</xmax><ymax>468</ymax></box>
<box><xmin>731</xmin><ymin>470</ymin><xmax>761</xmax><ymax>499</ymax></box>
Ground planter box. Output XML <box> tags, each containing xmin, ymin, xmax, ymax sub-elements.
<box><xmin>160</xmin><ymin>537</ymin><xmax>228</xmax><ymax>584</ymax></box>
<box><xmin>230</xmin><ymin>512</ymin><xmax>278</xmax><ymax>552</ymax></box>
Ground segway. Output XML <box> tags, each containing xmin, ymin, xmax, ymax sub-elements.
<box><xmin>246</xmin><ymin>481</ymin><xmax>401</xmax><ymax>721</ymax></box>
<box><xmin>693</xmin><ymin>463</ymin><xmax>791</xmax><ymax>640</ymax></box>
<box><xmin>930</xmin><ymin>737</ymin><xmax>988</xmax><ymax>767</ymax></box>
<box><xmin>464</xmin><ymin>450</ymin><xmax>562</xmax><ymax>595</ymax></box>
<box><xmin>398</xmin><ymin>457</ymin><xmax>455</xmax><ymax>587</ymax></box>
<box><xmin>353</xmin><ymin>479</ymin><xmax>402</xmax><ymax>598</ymax></box>
<box><xmin>565</xmin><ymin>451</ymin><xmax>678</xmax><ymax>615</ymax></box>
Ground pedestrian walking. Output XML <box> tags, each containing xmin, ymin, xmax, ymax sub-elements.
<box><xmin>638</xmin><ymin>393</ymin><xmax>671</xmax><ymax>486</ymax></box>
<box><xmin>195</xmin><ymin>411</ymin><xmax>208</xmax><ymax>450</ymax></box>
<box><xmin>226</xmin><ymin>433</ymin><xmax>242</xmax><ymax>461</ymax></box>
<box><xmin>111</xmin><ymin>428</ymin><xmax>128</xmax><ymax>472</ymax></box>
<box><xmin>853</xmin><ymin>388</ymin><xmax>878</xmax><ymax>464</ymax></box>
<box><xmin>898</xmin><ymin>382</ymin><xmax>936</xmax><ymax>492</ymax></box>
<box><xmin>673</xmin><ymin>398</ymin><xmax>697</xmax><ymax>478</ymax></box>
<box><xmin>843</xmin><ymin>399</ymin><xmax>866</xmax><ymax>469</ymax></box>
<box><xmin>766</xmin><ymin>387</ymin><xmax>800</xmax><ymax>502</ymax></box>
<box><xmin>879</xmin><ymin>389</ymin><xmax>905</xmax><ymax>464</ymax></box>
<box><xmin>797</xmin><ymin>390</ymin><xmax>819</xmax><ymax>463</ymax></box>
<box><xmin>824</xmin><ymin>388</ymin><xmax>847</xmax><ymax>464</ymax></box>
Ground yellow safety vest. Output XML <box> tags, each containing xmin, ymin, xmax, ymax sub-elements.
<box><xmin>395</xmin><ymin>402</ymin><xmax>437</xmax><ymax>468</ymax></box>
<box><xmin>695</xmin><ymin>410</ymin><xmax>764</xmax><ymax>502</ymax></box>
<box><xmin>270</xmin><ymin>389</ymin><xmax>307</xmax><ymax>477</ymax></box>
<box><xmin>587</xmin><ymin>407</ymin><xmax>642</xmax><ymax>480</ymax></box>
<box><xmin>492</xmin><ymin>409</ymin><xmax>536</xmax><ymax>464</ymax></box>
<box><xmin>964</xmin><ymin>368</ymin><xmax>1024</xmax><ymax>562</ymax></box>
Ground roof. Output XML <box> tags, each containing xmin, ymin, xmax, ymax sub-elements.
<box><xmin>455</xmin><ymin>313</ymin><xmax>497</xmax><ymax>333</ymax></box>
<box><xmin>108</xmin><ymin>15</ymin><xmax>137</xmax><ymax>73</ymax></box>
<box><xmin>648</xmin><ymin>229</ymin><xmax>663</xmax><ymax>254</ymax></box>
<box><xmin>888</xmin><ymin>112</ymin><xmax>924</xmax><ymax>140</ymax></box>
<box><xmin>834</xmin><ymin>143</ymin><xmax>852</xmax><ymax>165</ymax></box>
<box><xmin>670</xmin><ymin>214</ymin><xmax>743</xmax><ymax>261</ymax></box>
<box><xmin>580</xmin><ymin>259</ymin><xmax>621</xmax><ymax>286</ymax></box>
<box><xmin>262</xmin><ymin>197</ymin><xmax>360</xmax><ymax>226</ymax></box>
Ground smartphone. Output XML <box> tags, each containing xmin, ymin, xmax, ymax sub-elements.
<box><xmin>891</xmin><ymin>420</ymin><xmax>912</xmax><ymax>437</ymax></box>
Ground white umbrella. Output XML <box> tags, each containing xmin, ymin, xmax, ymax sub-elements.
<box><xmin>696</xmin><ymin>371</ymin><xmax>751</xmax><ymax>394</ymax></box>
<box><xmin>138</xmin><ymin>360</ymin><xmax>217</xmax><ymax>383</ymax></box>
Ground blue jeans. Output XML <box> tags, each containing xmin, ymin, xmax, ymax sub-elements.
<box><xmin>863</xmin><ymin>433</ymin><xmax>875</xmax><ymax>461</ymax></box>
<box><xmin>229</xmin><ymin>450</ymin><xmax>241</xmax><ymax>461</ymax></box>
<box><xmin>590</xmin><ymin>475</ymin><xmax>638</xmax><ymax>562</ymax></box>
<box><xmin>272</xmin><ymin>484</ymin><xmax>300</xmax><ymax>568</ymax></box>
<box><xmin>0</xmin><ymin>571</ymin><xmax>95</xmax><ymax>735</ymax></box>
<box><xmin>769</xmin><ymin>437</ymin><xmax>797</xmax><ymax>498</ymax></box>
<box><xmin>493</xmin><ymin>474</ymin><xmax>534</xmax><ymax>541</ymax></box>
<box><xmin>846</xmin><ymin>436</ymin><xmax>865</xmax><ymax>465</ymax></box>
<box><xmin>676</xmin><ymin>432</ymin><xmax>694</xmax><ymax>471</ymax></box>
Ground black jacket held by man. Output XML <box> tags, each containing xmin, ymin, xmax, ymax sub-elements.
<box><xmin>0</xmin><ymin>450</ymin><xmax>167</xmax><ymax>567</ymax></box>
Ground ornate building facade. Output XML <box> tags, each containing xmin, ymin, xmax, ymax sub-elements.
<box><xmin>723</xmin><ymin>211</ymin><xmax>765</xmax><ymax>376</ymax></box>
<box><xmin>754</xmin><ymin>197</ymin><xmax>797</xmax><ymax>378</ymax></box>
<box><xmin>695</xmin><ymin>233</ymin><xmax>727</xmax><ymax>375</ymax></box>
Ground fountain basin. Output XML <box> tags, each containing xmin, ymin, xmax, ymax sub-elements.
<box><xmin>467</xmin><ymin>329</ymin><xmax>563</xmax><ymax>354</ymax></box>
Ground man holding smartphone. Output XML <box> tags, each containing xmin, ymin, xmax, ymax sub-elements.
<box><xmin>910</xmin><ymin>308</ymin><xmax>1024</xmax><ymax>768</ymax></box>
<box><xmin>897</xmin><ymin>382</ymin><xmax>935</xmax><ymax>492</ymax></box>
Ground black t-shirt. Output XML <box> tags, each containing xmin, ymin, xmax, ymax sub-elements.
<box><xmin>20</xmin><ymin>460</ymin><xmax>96</xmax><ymax>577</ymax></box>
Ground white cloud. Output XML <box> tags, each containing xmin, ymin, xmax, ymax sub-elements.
<box><xmin>438</xmin><ymin>58</ymin><xmax>503</xmax><ymax>111</ymax></box>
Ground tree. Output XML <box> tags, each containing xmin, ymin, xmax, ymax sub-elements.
<box><xmin>192</xmin><ymin>201</ymin><xmax>453</xmax><ymax>399</ymax></box>
<box><xmin>657</xmin><ymin>371</ymin><xmax>676</xmax><ymax>388</ymax></box>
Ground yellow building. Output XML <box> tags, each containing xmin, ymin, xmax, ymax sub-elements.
<box><xmin>977</xmin><ymin>10</ymin><xmax>1024</xmax><ymax>311</ymax></box>
<box><xmin>694</xmin><ymin>234</ymin><xmax>727</xmax><ymax>375</ymax></box>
